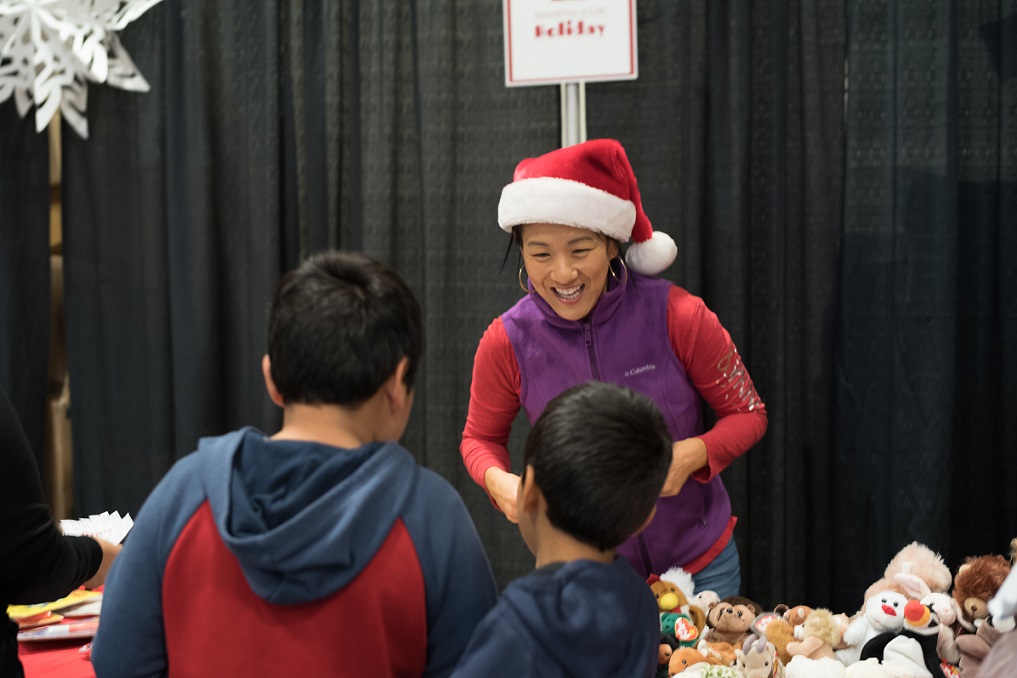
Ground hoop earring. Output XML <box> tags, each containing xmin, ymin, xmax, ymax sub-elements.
<box><xmin>609</xmin><ymin>257</ymin><xmax>627</xmax><ymax>282</ymax></box>
<box><xmin>518</xmin><ymin>265</ymin><xmax>529</xmax><ymax>292</ymax></box>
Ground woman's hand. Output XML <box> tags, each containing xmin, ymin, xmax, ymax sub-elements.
<box><xmin>484</xmin><ymin>467</ymin><xmax>522</xmax><ymax>523</ymax></box>
<box><xmin>82</xmin><ymin>537</ymin><xmax>123</xmax><ymax>588</ymax></box>
<box><xmin>661</xmin><ymin>437</ymin><xmax>708</xmax><ymax>496</ymax></box>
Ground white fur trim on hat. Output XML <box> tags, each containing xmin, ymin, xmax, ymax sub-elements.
<box><xmin>625</xmin><ymin>230</ymin><xmax>678</xmax><ymax>276</ymax></box>
<box><xmin>498</xmin><ymin>177</ymin><xmax>636</xmax><ymax>242</ymax></box>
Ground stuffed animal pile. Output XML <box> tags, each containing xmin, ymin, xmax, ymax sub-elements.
<box><xmin>650</xmin><ymin>540</ymin><xmax>1017</xmax><ymax>678</ymax></box>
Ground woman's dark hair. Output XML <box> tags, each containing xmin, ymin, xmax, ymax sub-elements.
<box><xmin>523</xmin><ymin>381</ymin><xmax>672</xmax><ymax>551</ymax></box>
<box><xmin>501</xmin><ymin>226</ymin><xmax>524</xmax><ymax>271</ymax></box>
<box><xmin>267</xmin><ymin>250</ymin><xmax>423</xmax><ymax>407</ymax></box>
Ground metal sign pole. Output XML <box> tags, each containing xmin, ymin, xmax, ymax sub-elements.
<box><xmin>560</xmin><ymin>81</ymin><xmax>587</xmax><ymax>148</ymax></box>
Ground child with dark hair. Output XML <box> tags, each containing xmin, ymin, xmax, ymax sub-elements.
<box><xmin>93</xmin><ymin>250</ymin><xmax>498</xmax><ymax>678</ymax></box>
<box><xmin>451</xmin><ymin>380</ymin><xmax>673</xmax><ymax>678</ymax></box>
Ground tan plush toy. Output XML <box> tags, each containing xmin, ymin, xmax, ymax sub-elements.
<box><xmin>735</xmin><ymin>635</ymin><xmax>784</xmax><ymax>678</ymax></box>
<box><xmin>861</xmin><ymin>541</ymin><xmax>952</xmax><ymax>609</ymax></box>
<box><xmin>785</xmin><ymin>608</ymin><xmax>843</xmax><ymax>662</ymax></box>
<box><xmin>761</xmin><ymin>617</ymin><xmax>795</xmax><ymax>666</ymax></box>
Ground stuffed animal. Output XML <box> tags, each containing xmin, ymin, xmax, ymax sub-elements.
<box><xmin>988</xmin><ymin>559</ymin><xmax>1017</xmax><ymax>620</ymax></box>
<box><xmin>842</xmin><ymin>658</ymin><xmax>893</xmax><ymax>678</ymax></box>
<box><xmin>784</xmin><ymin>655</ymin><xmax>846</xmax><ymax>678</ymax></box>
<box><xmin>650</xmin><ymin>572</ymin><xmax>709</xmax><ymax>632</ymax></box>
<box><xmin>920</xmin><ymin>590</ymin><xmax>966</xmax><ymax>664</ymax></box>
<box><xmin>835</xmin><ymin>590</ymin><xmax>908</xmax><ymax>666</ymax></box>
<box><xmin>859</xmin><ymin>600</ymin><xmax>941</xmax><ymax>676</ymax></box>
<box><xmin>662</xmin><ymin>611</ymin><xmax>702</xmax><ymax>648</ymax></box>
<box><xmin>694</xmin><ymin>590</ymin><xmax>722</xmax><ymax>616</ymax></box>
<box><xmin>879</xmin><ymin>635</ymin><xmax>934</xmax><ymax>678</ymax></box>
<box><xmin>650</xmin><ymin>574</ymin><xmax>691</xmax><ymax>614</ymax></box>
<box><xmin>723</xmin><ymin>595</ymin><xmax>764</xmax><ymax>619</ymax></box>
<box><xmin>734</xmin><ymin>635</ymin><xmax>783</xmax><ymax>678</ymax></box>
<box><xmin>661</xmin><ymin>566</ymin><xmax>697</xmax><ymax>599</ymax></box>
<box><xmin>773</xmin><ymin>604</ymin><xmax>812</xmax><ymax>632</ymax></box>
<box><xmin>702</xmin><ymin>601</ymin><xmax>756</xmax><ymax>648</ymax></box>
<box><xmin>976</xmin><ymin>620</ymin><xmax>1017</xmax><ymax>678</ymax></box>
<box><xmin>952</xmin><ymin>554</ymin><xmax>1011</xmax><ymax>628</ymax></box>
<box><xmin>955</xmin><ymin>614</ymin><xmax>1016</xmax><ymax>677</ymax></box>
<box><xmin>759</xmin><ymin>617</ymin><xmax>794</xmax><ymax>666</ymax></box>
<box><xmin>668</xmin><ymin>646</ymin><xmax>711</xmax><ymax>675</ymax></box>
<box><xmin>785</xmin><ymin>608</ymin><xmax>843</xmax><ymax>662</ymax></box>
<box><xmin>701</xmin><ymin>641</ymin><xmax>738</xmax><ymax>666</ymax></box>
<box><xmin>657</xmin><ymin>566</ymin><xmax>717</xmax><ymax>632</ymax></box>
<box><xmin>659</xmin><ymin>633</ymin><xmax>682</xmax><ymax>678</ymax></box>
<box><xmin>861</xmin><ymin>542</ymin><xmax>952</xmax><ymax>609</ymax></box>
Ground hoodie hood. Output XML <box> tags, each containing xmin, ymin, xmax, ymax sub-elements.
<box><xmin>500</xmin><ymin>558</ymin><xmax>658</xmax><ymax>676</ymax></box>
<box><xmin>198</xmin><ymin>427</ymin><xmax>418</xmax><ymax>605</ymax></box>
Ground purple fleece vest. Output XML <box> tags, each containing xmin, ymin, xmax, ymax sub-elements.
<box><xmin>501</xmin><ymin>267</ymin><xmax>732</xmax><ymax>576</ymax></box>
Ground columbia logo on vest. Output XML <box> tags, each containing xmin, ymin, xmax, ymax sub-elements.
<box><xmin>624</xmin><ymin>364</ymin><xmax>655</xmax><ymax>378</ymax></box>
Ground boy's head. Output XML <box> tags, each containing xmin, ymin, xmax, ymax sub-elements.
<box><xmin>520</xmin><ymin>381</ymin><xmax>672</xmax><ymax>553</ymax></box>
<box><xmin>266</xmin><ymin>250</ymin><xmax>423</xmax><ymax>408</ymax></box>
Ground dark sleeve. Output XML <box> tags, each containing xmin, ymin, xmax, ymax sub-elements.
<box><xmin>0</xmin><ymin>387</ymin><xmax>101</xmax><ymax>604</ymax></box>
<box><xmin>449</xmin><ymin>607</ymin><xmax>531</xmax><ymax>677</ymax></box>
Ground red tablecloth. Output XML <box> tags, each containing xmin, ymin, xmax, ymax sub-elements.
<box><xmin>18</xmin><ymin>633</ymin><xmax>96</xmax><ymax>677</ymax></box>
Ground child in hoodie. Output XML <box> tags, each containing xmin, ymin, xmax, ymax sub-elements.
<box><xmin>451</xmin><ymin>380</ymin><xmax>672</xmax><ymax>678</ymax></box>
<box><xmin>92</xmin><ymin>250</ymin><xmax>498</xmax><ymax>678</ymax></box>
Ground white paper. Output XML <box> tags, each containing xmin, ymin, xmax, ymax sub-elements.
<box><xmin>60</xmin><ymin>510</ymin><xmax>134</xmax><ymax>545</ymax></box>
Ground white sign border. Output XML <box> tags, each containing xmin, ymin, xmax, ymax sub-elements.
<box><xmin>504</xmin><ymin>0</ymin><xmax>639</xmax><ymax>87</ymax></box>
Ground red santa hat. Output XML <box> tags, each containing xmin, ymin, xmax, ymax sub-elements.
<box><xmin>498</xmin><ymin>138</ymin><xmax>677</xmax><ymax>275</ymax></box>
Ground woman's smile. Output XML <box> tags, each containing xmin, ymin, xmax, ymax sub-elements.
<box><xmin>552</xmin><ymin>283</ymin><xmax>584</xmax><ymax>303</ymax></box>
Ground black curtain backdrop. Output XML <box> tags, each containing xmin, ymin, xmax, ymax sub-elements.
<box><xmin>0</xmin><ymin>0</ymin><xmax>1009</xmax><ymax>615</ymax></box>
<box><xmin>0</xmin><ymin>105</ymin><xmax>50</xmax><ymax>472</ymax></box>
<box><xmin>834</xmin><ymin>0</ymin><xmax>1017</xmax><ymax>608</ymax></box>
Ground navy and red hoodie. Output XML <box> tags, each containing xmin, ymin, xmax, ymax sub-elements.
<box><xmin>92</xmin><ymin>427</ymin><xmax>497</xmax><ymax>677</ymax></box>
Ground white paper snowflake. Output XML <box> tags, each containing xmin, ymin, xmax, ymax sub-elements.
<box><xmin>0</xmin><ymin>0</ymin><xmax>164</xmax><ymax>138</ymax></box>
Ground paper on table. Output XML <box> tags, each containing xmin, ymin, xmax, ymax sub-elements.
<box><xmin>17</xmin><ymin>618</ymin><xmax>100</xmax><ymax>642</ymax></box>
<box><xmin>8</xmin><ymin>589</ymin><xmax>102</xmax><ymax>620</ymax></box>
<box><xmin>59</xmin><ymin>510</ymin><xmax>133</xmax><ymax>545</ymax></box>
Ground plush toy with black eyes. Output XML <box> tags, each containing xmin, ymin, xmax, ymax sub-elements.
<box><xmin>700</xmin><ymin>601</ymin><xmax>756</xmax><ymax>648</ymax></box>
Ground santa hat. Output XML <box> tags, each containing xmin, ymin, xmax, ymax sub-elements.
<box><xmin>498</xmin><ymin>138</ymin><xmax>677</xmax><ymax>276</ymax></box>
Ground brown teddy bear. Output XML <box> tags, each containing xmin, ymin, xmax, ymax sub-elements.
<box><xmin>702</xmin><ymin>601</ymin><xmax>755</xmax><ymax>648</ymax></box>
<box><xmin>952</xmin><ymin>554</ymin><xmax>1012</xmax><ymax>628</ymax></box>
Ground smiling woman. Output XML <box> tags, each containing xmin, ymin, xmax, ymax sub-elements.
<box><xmin>460</xmin><ymin>139</ymin><xmax>768</xmax><ymax>598</ymax></box>
<box><xmin>519</xmin><ymin>223</ymin><xmax>619</xmax><ymax>321</ymax></box>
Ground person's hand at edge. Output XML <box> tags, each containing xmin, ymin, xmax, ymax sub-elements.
<box><xmin>661</xmin><ymin>437</ymin><xmax>708</xmax><ymax>496</ymax></box>
<box><xmin>82</xmin><ymin>538</ymin><xmax>122</xmax><ymax>589</ymax></box>
<box><xmin>484</xmin><ymin>467</ymin><xmax>521</xmax><ymax>523</ymax></box>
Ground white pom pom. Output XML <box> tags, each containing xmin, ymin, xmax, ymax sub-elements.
<box><xmin>659</xmin><ymin>566</ymin><xmax>696</xmax><ymax>599</ymax></box>
<box><xmin>625</xmin><ymin>230</ymin><xmax>677</xmax><ymax>275</ymax></box>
